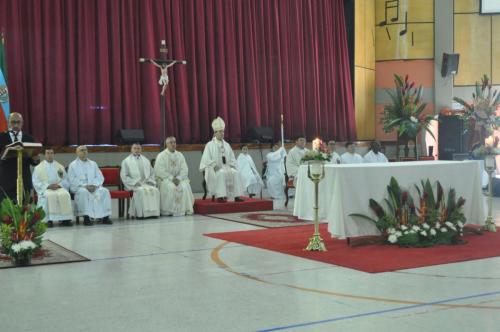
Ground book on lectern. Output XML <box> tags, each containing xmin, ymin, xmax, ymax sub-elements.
<box><xmin>1</xmin><ymin>141</ymin><xmax>43</xmax><ymax>160</ymax></box>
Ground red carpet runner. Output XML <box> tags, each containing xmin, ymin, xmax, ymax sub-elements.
<box><xmin>194</xmin><ymin>197</ymin><xmax>273</xmax><ymax>214</ymax></box>
<box><xmin>205</xmin><ymin>224</ymin><xmax>500</xmax><ymax>273</ymax></box>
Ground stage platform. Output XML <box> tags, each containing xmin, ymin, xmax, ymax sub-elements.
<box><xmin>194</xmin><ymin>197</ymin><xmax>274</xmax><ymax>215</ymax></box>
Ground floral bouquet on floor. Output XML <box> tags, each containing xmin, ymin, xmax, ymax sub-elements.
<box><xmin>0</xmin><ymin>197</ymin><xmax>46</xmax><ymax>265</ymax></box>
<box><xmin>301</xmin><ymin>138</ymin><xmax>331</xmax><ymax>163</ymax></box>
<box><xmin>350</xmin><ymin>177</ymin><xmax>467</xmax><ymax>247</ymax></box>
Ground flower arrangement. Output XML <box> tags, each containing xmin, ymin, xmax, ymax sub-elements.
<box><xmin>350</xmin><ymin>177</ymin><xmax>466</xmax><ymax>247</ymax></box>
<box><xmin>453</xmin><ymin>75</ymin><xmax>500</xmax><ymax>136</ymax></box>
<box><xmin>0</xmin><ymin>197</ymin><xmax>46</xmax><ymax>265</ymax></box>
<box><xmin>471</xmin><ymin>136</ymin><xmax>500</xmax><ymax>158</ymax></box>
<box><xmin>301</xmin><ymin>138</ymin><xmax>331</xmax><ymax>163</ymax></box>
<box><xmin>381</xmin><ymin>74</ymin><xmax>436</xmax><ymax>139</ymax></box>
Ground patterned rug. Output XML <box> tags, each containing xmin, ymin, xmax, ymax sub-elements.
<box><xmin>0</xmin><ymin>240</ymin><xmax>90</xmax><ymax>269</ymax></box>
<box><xmin>206</xmin><ymin>210</ymin><xmax>317</xmax><ymax>228</ymax></box>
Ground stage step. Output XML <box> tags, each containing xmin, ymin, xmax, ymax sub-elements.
<box><xmin>194</xmin><ymin>197</ymin><xmax>273</xmax><ymax>215</ymax></box>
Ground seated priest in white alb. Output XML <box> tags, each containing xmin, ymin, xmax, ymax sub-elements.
<box><xmin>327</xmin><ymin>140</ymin><xmax>341</xmax><ymax>164</ymax></box>
<box><xmin>265</xmin><ymin>142</ymin><xmax>286</xmax><ymax>199</ymax></box>
<box><xmin>363</xmin><ymin>140</ymin><xmax>389</xmax><ymax>163</ymax></box>
<box><xmin>32</xmin><ymin>147</ymin><xmax>73</xmax><ymax>228</ymax></box>
<box><xmin>199</xmin><ymin>117</ymin><xmax>244</xmax><ymax>203</ymax></box>
<box><xmin>68</xmin><ymin>145</ymin><xmax>112</xmax><ymax>226</ymax></box>
<box><xmin>340</xmin><ymin>141</ymin><xmax>363</xmax><ymax>164</ymax></box>
<box><xmin>120</xmin><ymin>143</ymin><xmax>160</xmax><ymax>218</ymax></box>
<box><xmin>237</xmin><ymin>144</ymin><xmax>263</xmax><ymax>197</ymax></box>
<box><xmin>285</xmin><ymin>135</ymin><xmax>308</xmax><ymax>185</ymax></box>
<box><xmin>155</xmin><ymin>136</ymin><xmax>195</xmax><ymax>216</ymax></box>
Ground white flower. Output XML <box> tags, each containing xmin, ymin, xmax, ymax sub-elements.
<box><xmin>422</xmin><ymin>223</ymin><xmax>430</xmax><ymax>229</ymax></box>
<box><xmin>388</xmin><ymin>228</ymin><xmax>396</xmax><ymax>234</ymax></box>
<box><xmin>403</xmin><ymin>231</ymin><xmax>408</xmax><ymax>235</ymax></box>
<box><xmin>433</xmin><ymin>114</ymin><xmax>439</xmax><ymax>120</ymax></box>
<box><xmin>441</xmin><ymin>227</ymin><xmax>448</xmax><ymax>233</ymax></box>
<box><xmin>430</xmin><ymin>229</ymin><xmax>437</xmax><ymax>236</ymax></box>
<box><xmin>435</xmin><ymin>222</ymin><xmax>441</xmax><ymax>228</ymax></box>
<box><xmin>420</xmin><ymin>230</ymin><xmax>428</xmax><ymax>237</ymax></box>
<box><xmin>11</xmin><ymin>240</ymin><xmax>36</xmax><ymax>253</ymax></box>
<box><xmin>410</xmin><ymin>116</ymin><xmax>418</xmax><ymax>123</ymax></box>
<box><xmin>388</xmin><ymin>234</ymin><xmax>398</xmax><ymax>243</ymax></box>
<box><xmin>457</xmin><ymin>221</ymin><xmax>464</xmax><ymax>228</ymax></box>
<box><xmin>445</xmin><ymin>221</ymin><xmax>453</xmax><ymax>228</ymax></box>
<box><xmin>412</xmin><ymin>225</ymin><xmax>420</xmax><ymax>231</ymax></box>
<box><xmin>401</xmin><ymin>225</ymin><xmax>408</xmax><ymax>231</ymax></box>
<box><xmin>395</xmin><ymin>231</ymin><xmax>402</xmax><ymax>237</ymax></box>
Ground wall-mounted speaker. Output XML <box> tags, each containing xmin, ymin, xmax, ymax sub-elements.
<box><xmin>246</xmin><ymin>126</ymin><xmax>274</xmax><ymax>143</ymax></box>
<box><xmin>441</xmin><ymin>53</ymin><xmax>460</xmax><ymax>77</ymax></box>
<box><xmin>116</xmin><ymin>129</ymin><xmax>145</xmax><ymax>144</ymax></box>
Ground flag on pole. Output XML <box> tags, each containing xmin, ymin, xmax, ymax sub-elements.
<box><xmin>0</xmin><ymin>30</ymin><xmax>9</xmax><ymax>131</ymax></box>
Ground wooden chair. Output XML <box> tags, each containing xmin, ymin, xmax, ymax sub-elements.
<box><xmin>284</xmin><ymin>156</ymin><xmax>294</xmax><ymax>207</ymax></box>
<box><xmin>418</xmin><ymin>156</ymin><xmax>435</xmax><ymax>161</ymax></box>
<box><xmin>100</xmin><ymin>167</ymin><xmax>132</xmax><ymax>219</ymax></box>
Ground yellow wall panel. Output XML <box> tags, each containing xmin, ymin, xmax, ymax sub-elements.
<box><xmin>356</xmin><ymin>0</ymin><xmax>376</xmax><ymax>69</ymax></box>
<box><xmin>492</xmin><ymin>16</ymin><xmax>500</xmax><ymax>84</ymax></box>
<box><xmin>355</xmin><ymin>67</ymin><xmax>376</xmax><ymax>140</ymax></box>
<box><xmin>454</xmin><ymin>0</ymin><xmax>479</xmax><ymax>13</ymax></box>
<box><xmin>376</xmin><ymin>23</ymin><xmax>434</xmax><ymax>60</ymax></box>
<box><xmin>375</xmin><ymin>0</ymin><xmax>434</xmax><ymax>61</ymax></box>
<box><xmin>454</xmin><ymin>14</ymin><xmax>491</xmax><ymax>85</ymax></box>
<box><xmin>376</xmin><ymin>0</ymin><xmax>433</xmax><ymax>25</ymax></box>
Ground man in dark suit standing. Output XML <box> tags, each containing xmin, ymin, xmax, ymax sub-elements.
<box><xmin>0</xmin><ymin>112</ymin><xmax>39</xmax><ymax>202</ymax></box>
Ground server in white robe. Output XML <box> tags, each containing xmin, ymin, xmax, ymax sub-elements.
<box><xmin>68</xmin><ymin>146</ymin><xmax>112</xmax><ymax>225</ymax></box>
<box><xmin>327</xmin><ymin>140</ymin><xmax>342</xmax><ymax>164</ymax></box>
<box><xmin>285</xmin><ymin>136</ymin><xmax>308</xmax><ymax>184</ymax></box>
<box><xmin>265</xmin><ymin>142</ymin><xmax>286</xmax><ymax>199</ymax></box>
<box><xmin>32</xmin><ymin>148</ymin><xmax>73</xmax><ymax>227</ymax></box>
<box><xmin>363</xmin><ymin>141</ymin><xmax>389</xmax><ymax>163</ymax></box>
<box><xmin>199</xmin><ymin>117</ymin><xmax>244</xmax><ymax>202</ymax></box>
<box><xmin>155</xmin><ymin>137</ymin><xmax>194</xmax><ymax>216</ymax></box>
<box><xmin>341</xmin><ymin>141</ymin><xmax>364</xmax><ymax>164</ymax></box>
<box><xmin>237</xmin><ymin>145</ymin><xmax>263</xmax><ymax>197</ymax></box>
<box><xmin>120</xmin><ymin>143</ymin><xmax>160</xmax><ymax>218</ymax></box>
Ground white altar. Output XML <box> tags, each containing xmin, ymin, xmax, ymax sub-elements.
<box><xmin>293</xmin><ymin>160</ymin><xmax>486</xmax><ymax>239</ymax></box>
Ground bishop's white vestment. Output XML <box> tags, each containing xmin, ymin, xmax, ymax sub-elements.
<box><xmin>199</xmin><ymin>138</ymin><xmax>244</xmax><ymax>200</ymax></box>
<box><xmin>68</xmin><ymin>158</ymin><xmax>112</xmax><ymax>219</ymax></box>
<box><xmin>121</xmin><ymin>154</ymin><xmax>160</xmax><ymax>218</ymax></box>
<box><xmin>155</xmin><ymin>149</ymin><xmax>194</xmax><ymax>216</ymax></box>
<box><xmin>237</xmin><ymin>153</ymin><xmax>263</xmax><ymax>196</ymax></box>
<box><xmin>32</xmin><ymin>160</ymin><xmax>73</xmax><ymax>222</ymax></box>
<box><xmin>327</xmin><ymin>152</ymin><xmax>342</xmax><ymax>164</ymax></box>
<box><xmin>265</xmin><ymin>147</ymin><xmax>286</xmax><ymax>199</ymax></box>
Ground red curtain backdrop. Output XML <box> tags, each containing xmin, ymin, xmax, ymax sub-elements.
<box><xmin>0</xmin><ymin>0</ymin><xmax>356</xmax><ymax>145</ymax></box>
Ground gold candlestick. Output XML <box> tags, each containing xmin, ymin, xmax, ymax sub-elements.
<box><xmin>16</xmin><ymin>148</ymin><xmax>24</xmax><ymax>205</ymax></box>
<box><xmin>305</xmin><ymin>161</ymin><xmax>327</xmax><ymax>251</ymax></box>
<box><xmin>484</xmin><ymin>155</ymin><xmax>496</xmax><ymax>232</ymax></box>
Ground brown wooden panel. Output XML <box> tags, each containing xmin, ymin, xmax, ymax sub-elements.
<box><xmin>454</xmin><ymin>0</ymin><xmax>479</xmax><ymax>13</ymax></box>
<box><xmin>376</xmin><ymin>0</ymin><xmax>433</xmax><ymax>25</ymax></box>
<box><xmin>454</xmin><ymin>14</ymin><xmax>491</xmax><ymax>85</ymax></box>
<box><xmin>356</xmin><ymin>0</ymin><xmax>376</xmax><ymax>69</ymax></box>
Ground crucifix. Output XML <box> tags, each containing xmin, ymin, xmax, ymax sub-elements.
<box><xmin>139</xmin><ymin>40</ymin><xmax>187</xmax><ymax>148</ymax></box>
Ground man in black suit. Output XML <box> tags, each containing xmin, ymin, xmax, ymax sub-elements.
<box><xmin>0</xmin><ymin>112</ymin><xmax>39</xmax><ymax>202</ymax></box>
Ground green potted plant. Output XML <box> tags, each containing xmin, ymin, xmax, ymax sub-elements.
<box><xmin>381</xmin><ymin>74</ymin><xmax>436</xmax><ymax>160</ymax></box>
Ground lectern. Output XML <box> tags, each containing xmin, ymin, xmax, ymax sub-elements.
<box><xmin>1</xmin><ymin>141</ymin><xmax>42</xmax><ymax>204</ymax></box>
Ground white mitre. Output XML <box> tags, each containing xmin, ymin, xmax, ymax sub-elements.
<box><xmin>211</xmin><ymin>117</ymin><xmax>225</xmax><ymax>132</ymax></box>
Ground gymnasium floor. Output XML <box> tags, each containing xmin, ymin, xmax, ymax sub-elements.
<box><xmin>1</xmin><ymin>196</ymin><xmax>500</xmax><ymax>332</ymax></box>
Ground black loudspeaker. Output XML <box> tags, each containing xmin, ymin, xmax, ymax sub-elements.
<box><xmin>246</xmin><ymin>126</ymin><xmax>274</xmax><ymax>143</ymax></box>
<box><xmin>441</xmin><ymin>53</ymin><xmax>460</xmax><ymax>77</ymax></box>
<box><xmin>116</xmin><ymin>129</ymin><xmax>145</xmax><ymax>144</ymax></box>
<box><xmin>438</xmin><ymin>115</ymin><xmax>468</xmax><ymax>160</ymax></box>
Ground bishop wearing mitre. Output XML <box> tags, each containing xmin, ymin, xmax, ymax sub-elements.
<box><xmin>154</xmin><ymin>136</ymin><xmax>194</xmax><ymax>216</ymax></box>
<box><xmin>199</xmin><ymin>117</ymin><xmax>244</xmax><ymax>202</ymax></box>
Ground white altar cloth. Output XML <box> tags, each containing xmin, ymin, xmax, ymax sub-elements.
<box><xmin>293</xmin><ymin>161</ymin><xmax>486</xmax><ymax>238</ymax></box>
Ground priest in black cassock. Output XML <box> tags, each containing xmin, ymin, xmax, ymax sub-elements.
<box><xmin>0</xmin><ymin>112</ymin><xmax>39</xmax><ymax>202</ymax></box>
